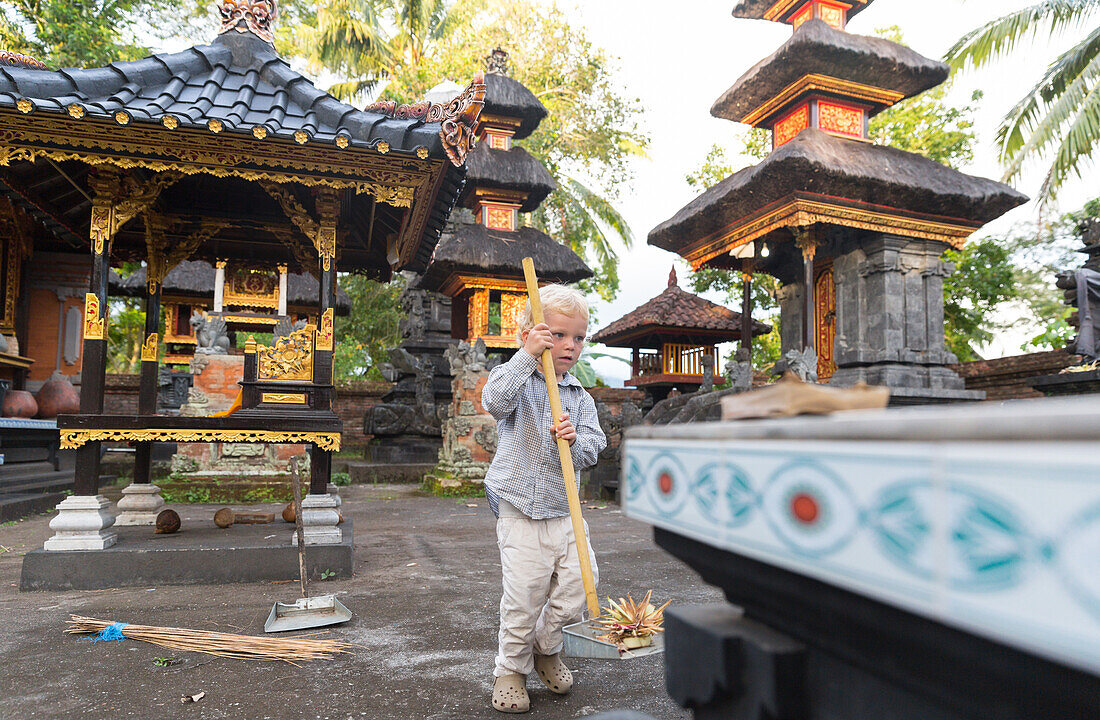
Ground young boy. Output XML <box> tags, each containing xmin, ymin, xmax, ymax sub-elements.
<box><xmin>480</xmin><ymin>284</ymin><xmax>607</xmax><ymax>713</ymax></box>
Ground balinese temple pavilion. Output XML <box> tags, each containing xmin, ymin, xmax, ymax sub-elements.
<box><xmin>417</xmin><ymin>49</ymin><xmax>592</xmax><ymax>350</ymax></box>
<box><xmin>650</xmin><ymin>1</ymin><xmax>1027</xmax><ymax>402</ymax></box>
<box><xmin>592</xmin><ymin>267</ymin><xmax>771</xmax><ymax>403</ymax></box>
<box><xmin>1</xmin><ymin>0</ymin><xmax>484</xmax><ymax>564</ymax></box>
<box><xmin>111</xmin><ymin>260</ymin><xmax>351</xmax><ymax>366</ymax></box>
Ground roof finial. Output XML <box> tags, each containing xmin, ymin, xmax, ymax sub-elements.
<box><xmin>486</xmin><ymin>47</ymin><xmax>509</xmax><ymax>76</ymax></box>
<box><xmin>668</xmin><ymin>266</ymin><xmax>677</xmax><ymax>287</ymax></box>
<box><xmin>218</xmin><ymin>0</ymin><xmax>277</xmax><ymax>44</ymax></box>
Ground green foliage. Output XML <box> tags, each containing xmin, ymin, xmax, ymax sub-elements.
<box><xmin>571</xmin><ymin>348</ymin><xmax>627</xmax><ymax>388</ymax></box>
<box><xmin>289</xmin><ymin>0</ymin><xmax>648</xmax><ymax>300</ymax></box>
<box><xmin>319</xmin><ymin>569</ymin><xmax>336</xmax><ymax>580</ymax></box>
<box><xmin>159</xmin><ymin>485</ymin><xmax>212</xmax><ymax>504</ymax></box>
<box><xmin>689</xmin><ymin>266</ymin><xmax>783</xmax><ymax>370</ymax></box>
<box><xmin>331</xmin><ymin>471</ymin><xmax>352</xmax><ymax>487</ymax></box>
<box><xmin>943</xmin><ymin>238</ymin><xmax>1019</xmax><ymax>361</ymax></box>
<box><xmin>869</xmin><ymin>86</ymin><xmax>981</xmax><ymax>170</ymax></box>
<box><xmin>945</xmin><ymin>1</ymin><xmax>1100</xmax><ymax>204</ymax></box>
<box><xmin>334</xmin><ymin>274</ymin><xmax>405</xmax><ymax>380</ymax></box>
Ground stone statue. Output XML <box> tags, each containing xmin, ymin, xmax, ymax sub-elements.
<box><xmin>725</xmin><ymin>348</ymin><xmax>754</xmax><ymax>394</ymax></box>
<box><xmin>780</xmin><ymin>347</ymin><xmax>818</xmax><ymax>384</ymax></box>
<box><xmin>273</xmin><ymin>317</ymin><xmax>307</xmax><ymax>339</ymax></box>
<box><xmin>191</xmin><ymin>312</ymin><xmax>230</xmax><ymax>355</ymax></box>
<box><xmin>700</xmin><ymin>354</ymin><xmax>715</xmax><ymax>393</ymax></box>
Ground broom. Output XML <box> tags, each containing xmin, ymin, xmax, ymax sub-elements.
<box><xmin>521</xmin><ymin>257</ymin><xmax>600</xmax><ymax>618</ymax></box>
<box><xmin>66</xmin><ymin>615</ymin><xmax>351</xmax><ymax>665</ymax></box>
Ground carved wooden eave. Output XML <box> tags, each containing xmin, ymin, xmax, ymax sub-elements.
<box><xmin>0</xmin><ymin>35</ymin><xmax>486</xmax><ymax>273</ymax></box>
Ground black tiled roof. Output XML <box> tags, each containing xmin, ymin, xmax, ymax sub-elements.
<box><xmin>0</xmin><ymin>32</ymin><xmax>446</xmax><ymax>156</ymax></box>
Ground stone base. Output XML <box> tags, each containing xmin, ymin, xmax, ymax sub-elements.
<box><xmin>423</xmin><ymin>471</ymin><xmax>484</xmax><ymax>496</ymax></box>
<box><xmin>292</xmin><ymin>493</ymin><xmax>341</xmax><ymax>545</ymax></box>
<box><xmin>42</xmin><ymin>495</ymin><xmax>117</xmax><ymax>551</ymax></box>
<box><xmin>831</xmin><ymin>363</ymin><xmax>969</xmax><ymax>391</ymax></box>
<box><xmin>22</xmin><ymin>516</ymin><xmax>354</xmax><ymax>590</ymax></box>
<box><xmin>114</xmin><ymin>483</ymin><xmax>165</xmax><ymax>526</ymax></box>
<box><xmin>347</xmin><ymin>461</ymin><xmax>436</xmax><ymax>484</ymax></box>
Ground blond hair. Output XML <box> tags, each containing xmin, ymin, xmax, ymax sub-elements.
<box><xmin>515</xmin><ymin>284</ymin><xmax>589</xmax><ymax>344</ymax></box>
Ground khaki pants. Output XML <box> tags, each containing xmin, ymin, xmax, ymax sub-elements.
<box><xmin>493</xmin><ymin>501</ymin><xmax>598</xmax><ymax>677</ymax></box>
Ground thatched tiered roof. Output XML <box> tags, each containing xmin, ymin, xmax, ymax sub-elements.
<box><xmin>419</xmin><ymin>223</ymin><xmax>590</xmax><ymax>292</ymax></box>
<box><xmin>482</xmin><ymin>72</ymin><xmax>547</xmax><ymax>139</ymax></box>
<box><xmin>732</xmin><ymin>0</ymin><xmax>874</xmax><ymax>21</ymax></box>
<box><xmin>711</xmin><ymin>20</ymin><xmax>948</xmax><ymax>123</ymax></box>
<box><xmin>465</xmin><ymin>145</ymin><xmax>555</xmax><ymax>211</ymax></box>
<box><xmin>591</xmin><ymin>268</ymin><xmax>771</xmax><ymax>348</ymax></box>
<box><xmin>649</xmin><ymin>129</ymin><xmax>1028</xmax><ymax>262</ymax></box>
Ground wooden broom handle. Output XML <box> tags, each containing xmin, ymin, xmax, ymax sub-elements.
<box><xmin>521</xmin><ymin>257</ymin><xmax>600</xmax><ymax>618</ymax></box>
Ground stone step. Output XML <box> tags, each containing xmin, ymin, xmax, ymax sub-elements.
<box><xmin>0</xmin><ymin>491</ymin><xmax>67</xmax><ymax>522</ymax></box>
<box><xmin>0</xmin><ymin>470</ymin><xmax>74</xmax><ymax>496</ymax></box>
<box><xmin>346</xmin><ymin>461</ymin><xmax>434</xmax><ymax>485</ymax></box>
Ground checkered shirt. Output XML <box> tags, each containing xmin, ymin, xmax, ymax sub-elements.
<box><xmin>481</xmin><ymin>349</ymin><xmax>607</xmax><ymax>519</ymax></box>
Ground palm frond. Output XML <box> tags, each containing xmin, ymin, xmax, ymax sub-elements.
<box><xmin>999</xmin><ymin>45</ymin><xmax>1100</xmax><ymax>180</ymax></box>
<box><xmin>565</xmin><ymin>177</ymin><xmax>635</xmax><ymax>249</ymax></box>
<box><xmin>1038</xmin><ymin>80</ymin><xmax>1100</xmax><ymax>200</ymax></box>
<box><xmin>945</xmin><ymin>0</ymin><xmax>1100</xmax><ymax>71</ymax></box>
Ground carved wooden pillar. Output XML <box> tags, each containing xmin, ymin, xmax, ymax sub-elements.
<box><xmin>312</xmin><ymin>187</ymin><xmax>338</xmax><ymax>496</ymax></box>
<box><xmin>795</xmin><ymin>227</ymin><xmax>818</xmax><ymax>354</ymax></box>
<box><xmin>73</xmin><ymin>170</ymin><xmax>120</xmax><ymax>497</ymax></box>
<box><xmin>740</xmin><ymin>258</ymin><xmax>754</xmax><ymax>356</ymax></box>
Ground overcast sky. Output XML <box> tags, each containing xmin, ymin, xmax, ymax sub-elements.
<box><xmin>567</xmin><ymin>0</ymin><xmax>1097</xmax><ymax>384</ymax></box>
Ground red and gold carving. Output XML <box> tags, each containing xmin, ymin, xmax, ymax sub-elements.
<box><xmin>773</xmin><ymin>104</ymin><xmax>809</xmax><ymax>147</ymax></box>
<box><xmin>89</xmin><ymin>202</ymin><xmax>112</xmax><ymax>255</ymax></box>
<box><xmin>316</xmin><ymin>308</ymin><xmax>334</xmax><ymax>351</ymax></box>
<box><xmin>224</xmin><ymin>266</ymin><xmax>279</xmax><ymax>309</ymax></box>
<box><xmin>790</xmin><ymin>2</ymin><xmax>813</xmax><ymax>30</ymax></box>
<box><xmin>218</xmin><ymin>0</ymin><xmax>277</xmax><ymax>44</ymax></box>
<box><xmin>467</xmin><ymin>289</ymin><xmax>489</xmax><ymax>339</ymax></box>
<box><xmin>140</xmin><ymin>332</ymin><xmax>159</xmax><ymax>362</ymax></box>
<box><xmin>815</xmin><ymin>267</ymin><xmax>836</xmax><ymax>380</ymax></box>
<box><xmin>486</xmin><ymin>130</ymin><xmax>512</xmax><ymax>150</ymax></box>
<box><xmin>818</xmin><ymin>100</ymin><xmax>864</xmax><ymax>139</ymax></box>
<box><xmin>440</xmin><ymin>72</ymin><xmax>487</xmax><ymax>166</ymax></box>
<box><xmin>83</xmin><ymin>293</ymin><xmax>105</xmax><ymax>340</ymax></box>
<box><xmin>500</xmin><ymin>293</ymin><xmax>526</xmax><ymax>341</ymax></box>
<box><xmin>483</xmin><ymin>203</ymin><xmax>516</xmax><ymax>231</ymax></box>
<box><xmin>819</xmin><ymin>1</ymin><xmax>847</xmax><ymax>30</ymax></box>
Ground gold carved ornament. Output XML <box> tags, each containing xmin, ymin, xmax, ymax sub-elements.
<box><xmin>83</xmin><ymin>293</ymin><xmax>105</xmax><ymax>340</ymax></box>
<box><xmin>773</xmin><ymin>105</ymin><xmax>809</xmax><ymax>148</ymax></box>
<box><xmin>684</xmin><ymin>195</ymin><xmax>978</xmax><ymax>269</ymax></box>
<box><xmin>59</xmin><ymin>428</ymin><xmax>340</xmax><ymax>452</ymax></box>
<box><xmin>0</xmin><ymin>198</ymin><xmax>33</xmax><ymax>333</ymax></box>
<box><xmin>145</xmin><ymin>214</ymin><xmax>229</xmax><ymax>293</ymax></box>
<box><xmin>223</xmin><ymin>265</ymin><xmax>280</xmax><ymax>309</ymax></box>
<box><xmin>815</xmin><ymin>267</ymin><xmax>837</xmax><ymax>380</ymax></box>
<box><xmin>261</xmin><ymin>392</ymin><xmax>306</xmax><ymax>404</ymax></box>
<box><xmin>316</xmin><ymin>308</ymin><xmax>334</xmax><ymax>351</ymax></box>
<box><xmin>140</xmin><ymin>332</ymin><xmax>159</xmax><ymax>362</ymax></box>
<box><xmin>818</xmin><ymin>101</ymin><xmax>865</xmax><ymax>139</ymax></box>
<box><xmin>257</xmin><ymin>324</ymin><xmax>315</xmax><ymax>382</ymax></box>
<box><xmin>439</xmin><ymin>72</ymin><xmax>487</xmax><ymax>166</ymax></box>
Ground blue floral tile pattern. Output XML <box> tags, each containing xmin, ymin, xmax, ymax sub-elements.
<box><xmin>621</xmin><ymin>438</ymin><xmax>1100</xmax><ymax>675</ymax></box>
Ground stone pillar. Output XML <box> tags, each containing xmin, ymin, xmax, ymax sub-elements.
<box><xmin>794</xmin><ymin>227</ymin><xmax>818</xmax><ymax>354</ymax></box>
<box><xmin>49</xmin><ymin>169</ymin><xmax>118</xmax><ymax>550</ymax></box>
<box><xmin>213</xmin><ymin>260</ymin><xmax>225</xmax><ymax>312</ymax></box>
<box><xmin>277</xmin><ymin>263</ymin><xmax>288</xmax><ymax>316</ymax></box>
<box><xmin>828</xmin><ymin>234</ymin><xmax>981</xmax><ymax>401</ymax></box>
<box><xmin>740</xmin><ymin>265</ymin><xmax>753</xmax><ymax>356</ymax></box>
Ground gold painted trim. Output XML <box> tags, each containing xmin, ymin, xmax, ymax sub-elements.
<box><xmin>316</xmin><ymin>308</ymin><xmax>334</xmax><ymax>351</ymax></box>
<box><xmin>683</xmin><ymin>196</ymin><xmax>978</xmax><ymax>269</ymax></box>
<box><xmin>740</xmin><ymin>74</ymin><xmax>904</xmax><ymax>126</ymax></box>
<box><xmin>140</xmin><ymin>332</ymin><xmax>158</xmax><ymax>362</ymax></box>
<box><xmin>220</xmin><ymin>314</ymin><xmax>279</xmax><ymax>326</ymax></box>
<box><xmin>83</xmin><ymin>293</ymin><xmax>105</xmax><ymax>340</ymax></box>
<box><xmin>261</xmin><ymin>392</ymin><xmax>307</xmax><ymax>404</ymax></box>
<box><xmin>439</xmin><ymin>274</ymin><xmax>530</xmax><ymax>298</ymax></box>
<box><xmin>59</xmin><ymin>428</ymin><xmax>341</xmax><ymax>452</ymax></box>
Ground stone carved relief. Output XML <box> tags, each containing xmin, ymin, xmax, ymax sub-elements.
<box><xmin>191</xmin><ymin>313</ymin><xmax>230</xmax><ymax>355</ymax></box>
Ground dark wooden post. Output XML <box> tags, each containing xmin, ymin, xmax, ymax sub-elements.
<box><xmin>132</xmin><ymin>277</ymin><xmax>160</xmax><ymax>484</ymax></box>
<box><xmin>740</xmin><ymin>257</ymin><xmax>754</xmax><ymax>355</ymax></box>
<box><xmin>311</xmin><ymin>187</ymin><xmax>339</xmax><ymax>495</ymax></box>
<box><xmin>795</xmin><ymin>227</ymin><xmax>817</xmax><ymax>354</ymax></box>
<box><xmin>74</xmin><ymin>170</ymin><xmax>119</xmax><ymax>496</ymax></box>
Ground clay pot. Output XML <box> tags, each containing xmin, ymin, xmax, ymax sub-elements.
<box><xmin>2</xmin><ymin>390</ymin><xmax>37</xmax><ymax>418</ymax></box>
<box><xmin>155</xmin><ymin>509</ymin><xmax>181</xmax><ymax>534</ymax></box>
<box><xmin>35</xmin><ymin>377</ymin><xmax>80</xmax><ymax>419</ymax></box>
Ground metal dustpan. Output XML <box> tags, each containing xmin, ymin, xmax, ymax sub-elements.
<box><xmin>265</xmin><ymin>458</ymin><xmax>353</xmax><ymax>633</ymax></box>
<box><xmin>562</xmin><ymin>620</ymin><xmax>665</xmax><ymax>660</ymax></box>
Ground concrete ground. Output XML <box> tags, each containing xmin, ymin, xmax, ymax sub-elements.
<box><xmin>0</xmin><ymin>485</ymin><xmax>724</xmax><ymax>720</ymax></box>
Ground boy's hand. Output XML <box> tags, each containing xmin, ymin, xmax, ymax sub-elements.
<box><xmin>552</xmin><ymin>413</ymin><xmax>576</xmax><ymax>446</ymax></box>
<box><xmin>524</xmin><ymin>322</ymin><xmax>554</xmax><ymax>359</ymax></box>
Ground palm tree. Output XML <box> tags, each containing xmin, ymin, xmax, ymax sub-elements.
<box><xmin>945</xmin><ymin>2</ymin><xmax>1100</xmax><ymax>205</ymax></box>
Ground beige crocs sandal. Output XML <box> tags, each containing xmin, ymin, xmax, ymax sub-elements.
<box><xmin>492</xmin><ymin>673</ymin><xmax>530</xmax><ymax>713</ymax></box>
<box><xmin>534</xmin><ymin>653</ymin><xmax>573</xmax><ymax>694</ymax></box>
